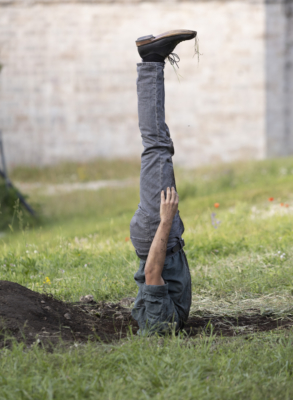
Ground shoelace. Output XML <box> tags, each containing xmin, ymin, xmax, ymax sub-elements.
<box><xmin>167</xmin><ymin>53</ymin><xmax>180</xmax><ymax>68</ymax></box>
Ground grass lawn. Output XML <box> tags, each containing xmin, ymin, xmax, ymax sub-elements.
<box><xmin>1</xmin><ymin>157</ymin><xmax>293</xmax><ymax>399</ymax></box>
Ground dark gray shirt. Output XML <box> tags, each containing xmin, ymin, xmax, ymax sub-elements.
<box><xmin>131</xmin><ymin>249</ymin><xmax>191</xmax><ymax>335</ymax></box>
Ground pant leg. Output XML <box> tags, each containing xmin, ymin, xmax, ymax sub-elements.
<box><xmin>130</xmin><ymin>62</ymin><xmax>184</xmax><ymax>256</ymax></box>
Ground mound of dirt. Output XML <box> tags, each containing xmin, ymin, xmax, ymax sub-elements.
<box><xmin>1</xmin><ymin>280</ymin><xmax>292</xmax><ymax>348</ymax></box>
<box><xmin>0</xmin><ymin>281</ymin><xmax>138</xmax><ymax>347</ymax></box>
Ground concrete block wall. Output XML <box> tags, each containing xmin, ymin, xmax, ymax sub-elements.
<box><xmin>265</xmin><ymin>1</ymin><xmax>293</xmax><ymax>157</ymax></box>
<box><xmin>0</xmin><ymin>0</ymin><xmax>291</xmax><ymax>168</ymax></box>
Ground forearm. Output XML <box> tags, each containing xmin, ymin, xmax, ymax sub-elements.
<box><xmin>144</xmin><ymin>187</ymin><xmax>179</xmax><ymax>286</ymax></box>
<box><xmin>145</xmin><ymin>220</ymin><xmax>172</xmax><ymax>286</ymax></box>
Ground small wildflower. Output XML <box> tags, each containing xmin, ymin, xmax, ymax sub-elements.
<box><xmin>43</xmin><ymin>277</ymin><xmax>51</xmax><ymax>285</ymax></box>
<box><xmin>214</xmin><ymin>203</ymin><xmax>220</xmax><ymax>208</ymax></box>
<box><xmin>26</xmin><ymin>250</ymin><xmax>29</xmax><ymax>254</ymax></box>
<box><xmin>285</xmin><ymin>204</ymin><xmax>289</xmax><ymax>208</ymax></box>
<box><xmin>125</xmin><ymin>237</ymin><xmax>130</xmax><ymax>242</ymax></box>
<box><xmin>268</xmin><ymin>197</ymin><xmax>274</xmax><ymax>202</ymax></box>
<box><xmin>211</xmin><ymin>213</ymin><xmax>221</xmax><ymax>229</ymax></box>
<box><xmin>34</xmin><ymin>250</ymin><xmax>38</xmax><ymax>253</ymax></box>
<box><xmin>280</xmin><ymin>203</ymin><xmax>284</xmax><ymax>207</ymax></box>
<box><xmin>84</xmin><ymin>264</ymin><xmax>88</xmax><ymax>267</ymax></box>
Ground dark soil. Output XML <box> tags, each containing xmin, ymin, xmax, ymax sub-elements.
<box><xmin>1</xmin><ymin>281</ymin><xmax>292</xmax><ymax>348</ymax></box>
<box><xmin>184</xmin><ymin>314</ymin><xmax>292</xmax><ymax>337</ymax></box>
<box><xmin>0</xmin><ymin>281</ymin><xmax>138</xmax><ymax>348</ymax></box>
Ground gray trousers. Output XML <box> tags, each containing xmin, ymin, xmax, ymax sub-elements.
<box><xmin>130</xmin><ymin>62</ymin><xmax>191</xmax><ymax>334</ymax></box>
<box><xmin>130</xmin><ymin>62</ymin><xmax>184</xmax><ymax>256</ymax></box>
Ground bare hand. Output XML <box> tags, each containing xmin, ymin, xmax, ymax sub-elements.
<box><xmin>160</xmin><ymin>187</ymin><xmax>179</xmax><ymax>225</ymax></box>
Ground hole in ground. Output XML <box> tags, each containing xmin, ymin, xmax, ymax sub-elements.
<box><xmin>0</xmin><ymin>281</ymin><xmax>291</xmax><ymax>348</ymax></box>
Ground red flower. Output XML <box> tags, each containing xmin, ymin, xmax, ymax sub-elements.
<box><xmin>125</xmin><ymin>237</ymin><xmax>130</xmax><ymax>242</ymax></box>
<box><xmin>214</xmin><ymin>203</ymin><xmax>220</xmax><ymax>208</ymax></box>
<box><xmin>268</xmin><ymin>197</ymin><xmax>274</xmax><ymax>202</ymax></box>
<box><xmin>285</xmin><ymin>204</ymin><xmax>289</xmax><ymax>208</ymax></box>
<box><xmin>280</xmin><ymin>203</ymin><xmax>284</xmax><ymax>207</ymax></box>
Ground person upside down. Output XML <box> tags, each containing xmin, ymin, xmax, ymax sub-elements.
<box><xmin>130</xmin><ymin>29</ymin><xmax>197</xmax><ymax>335</ymax></box>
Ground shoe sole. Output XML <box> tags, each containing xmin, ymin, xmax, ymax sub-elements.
<box><xmin>136</xmin><ymin>29</ymin><xmax>197</xmax><ymax>47</ymax></box>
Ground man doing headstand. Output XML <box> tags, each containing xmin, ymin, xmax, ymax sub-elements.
<box><xmin>130</xmin><ymin>30</ymin><xmax>197</xmax><ymax>335</ymax></box>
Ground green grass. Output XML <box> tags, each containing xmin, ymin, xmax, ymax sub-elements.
<box><xmin>0</xmin><ymin>185</ymin><xmax>39</xmax><ymax>231</ymax></box>
<box><xmin>9</xmin><ymin>158</ymin><xmax>141</xmax><ymax>184</ymax></box>
<box><xmin>1</xmin><ymin>157</ymin><xmax>293</xmax><ymax>399</ymax></box>
<box><xmin>2</xmin><ymin>333</ymin><xmax>293</xmax><ymax>400</ymax></box>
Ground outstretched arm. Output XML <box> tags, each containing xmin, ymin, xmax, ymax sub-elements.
<box><xmin>145</xmin><ymin>187</ymin><xmax>179</xmax><ymax>286</ymax></box>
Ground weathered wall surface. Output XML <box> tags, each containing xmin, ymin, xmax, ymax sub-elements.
<box><xmin>266</xmin><ymin>1</ymin><xmax>293</xmax><ymax>157</ymax></box>
<box><xmin>0</xmin><ymin>0</ymin><xmax>268</xmax><ymax>167</ymax></box>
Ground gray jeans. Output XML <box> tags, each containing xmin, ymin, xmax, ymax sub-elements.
<box><xmin>130</xmin><ymin>62</ymin><xmax>191</xmax><ymax>334</ymax></box>
<box><xmin>130</xmin><ymin>62</ymin><xmax>184</xmax><ymax>257</ymax></box>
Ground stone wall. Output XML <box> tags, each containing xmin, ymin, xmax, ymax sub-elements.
<box><xmin>0</xmin><ymin>0</ymin><xmax>290</xmax><ymax>168</ymax></box>
<box><xmin>265</xmin><ymin>1</ymin><xmax>293</xmax><ymax>157</ymax></box>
